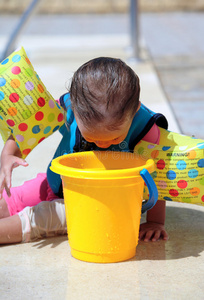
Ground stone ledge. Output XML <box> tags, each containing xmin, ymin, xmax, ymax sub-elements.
<box><xmin>0</xmin><ymin>0</ymin><xmax>204</xmax><ymax>14</ymax></box>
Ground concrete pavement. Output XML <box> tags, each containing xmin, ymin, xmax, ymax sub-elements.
<box><xmin>141</xmin><ymin>12</ymin><xmax>204</xmax><ymax>139</ymax></box>
<box><xmin>0</xmin><ymin>12</ymin><xmax>204</xmax><ymax>300</ymax></box>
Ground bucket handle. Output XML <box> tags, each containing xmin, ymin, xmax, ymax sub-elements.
<box><xmin>140</xmin><ymin>168</ymin><xmax>158</xmax><ymax>214</ymax></box>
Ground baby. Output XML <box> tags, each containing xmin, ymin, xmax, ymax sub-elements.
<box><xmin>0</xmin><ymin>57</ymin><xmax>168</xmax><ymax>244</ymax></box>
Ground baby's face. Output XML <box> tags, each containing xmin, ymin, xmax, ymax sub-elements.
<box><xmin>75</xmin><ymin>116</ymin><xmax>133</xmax><ymax>148</ymax></box>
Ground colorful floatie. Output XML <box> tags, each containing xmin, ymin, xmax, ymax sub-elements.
<box><xmin>0</xmin><ymin>47</ymin><xmax>64</xmax><ymax>158</ymax></box>
<box><xmin>134</xmin><ymin>127</ymin><xmax>204</xmax><ymax>205</ymax></box>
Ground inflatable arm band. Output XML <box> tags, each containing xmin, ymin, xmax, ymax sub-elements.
<box><xmin>134</xmin><ymin>127</ymin><xmax>204</xmax><ymax>206</ymax></box>
<box><xmin>0</xmin><ymin>47</ymin><xmax>65</xmax><ymax>158</ymax></box>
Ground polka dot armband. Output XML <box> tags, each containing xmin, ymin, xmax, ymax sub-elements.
<box><xmin>0</xmin><ymin>47</ymin><xmax>64</xmax><ymax>158</ymax></box>
<box><xmin>134</xmin><ymin>127</ymin><xmax>204</xmax><ymax>206</ymax></box>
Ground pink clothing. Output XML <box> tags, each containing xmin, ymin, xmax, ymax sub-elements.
<box><xmin>4</xmin><ymin>173</ymin><xmax>59</xmax><ymax>216</ymax></box>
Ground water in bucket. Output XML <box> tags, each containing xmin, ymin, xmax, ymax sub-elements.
<box><xmin>50</xmin><ymin>151</ymin><xmax>158</xmax><ymax>263</ymax></box>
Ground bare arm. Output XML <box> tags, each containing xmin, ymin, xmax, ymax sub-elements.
<box><xmin>1</xmin><ymin>135</ymin><xmax>22</xmax><ymax>158</ymax></box>
<box><xmin>147</xmin><ymin>199</ymin><xmax>166</xmax><ymax>225</ymax></box>
<box><xmin>0</xmin><ymin>135</ymin><xmax>28</xmax><ymax>198</ymax></box>
<box><xmin>139</xmin><ymin>200</ymin><xmax>168</xmax><ymax>242</ymax></box>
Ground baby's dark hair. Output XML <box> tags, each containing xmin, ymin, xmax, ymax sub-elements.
<box><xmin>70</xmin><ymin>57</ymin><xmax>140</xmax><ymax>129</ymax></box>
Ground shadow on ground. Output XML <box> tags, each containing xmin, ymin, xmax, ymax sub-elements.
<box><xmin>136</xmin><ymin>205</ymin><xmax>204</xmax><ymax>261</ymax></box>
<box><xmin>12</xmin><ymin>204</ymin><xmax>203</xmax><ymax>262</ymax></box>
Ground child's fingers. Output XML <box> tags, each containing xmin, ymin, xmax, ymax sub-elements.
<box><xmin>6</xmin><ymin>158</ymin><xmax>28</xmax><ymax>188</ymax></box>
<box><xmin>0</xmin><ymin>187</ymin><xmax>3</xmax><ymax>200</ymax></box>
<box><xmin>139</xmin><ymin>226</ymin><xmax>145</xmax><ymax>240</ymax></box>
<box><xmin>161</xmin><ymin>229</ymin><xmax>169</xmax><ymax>241</ymax></box>
<box><xmin>0</xmin><ymin>171</ymin><xmax>12</xmax><ymax>198</ymax></box>
<box><xmin>139</xmin><ymin>231</ymin><xmax>146</xmax><ymax>241</ymax></box>
<box><xmin>0</xmin><ymin>174</ymin><xmax>5</xmax><ymax>194</ymax></box>
<box><xmin>151</xmin><ymin>230</ymin><xmax>162</xmax><ymax>242</ymax></box>
<box><xmin>139</xmin><ymin>228</ymin><xmax>153</xmax><ymax>241</ymax></box>
<box><xmin>12</xmin><ymin>158</ymin><xmax>28</xmax><ymax>169</ymax></box>
<box><xmin>0</xmin><ymin>158</ymin><xmax>28</xmax><ymax>199</ymax></box>
<box><xmin>143</xmin><ymin>230</ymin><xmax>154</xmax><ymax>242</ymax></box>
<box><xmin>4</xmin><ymin>184</ymin><xmax>11</xmax><ymax>198</ymax></box>
<box><xmin>5</xmin><ymin>172</ymin><xmax>12</xmax><ymax>190</ymax></box>
<box><xmin>0</xmin><ymin>177</ymin><xmax>6</xmax><ymax>199</ymax></box>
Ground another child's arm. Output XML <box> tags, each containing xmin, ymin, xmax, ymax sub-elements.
<box><xmin>0</xmin><ymin>135</ymin><xmax>28</xmax><ymax>199</ymax></box>
<box><xmin>139</xmin><ymin>200</ymin><xmax>168</xmax><ymax>242</ymax></box>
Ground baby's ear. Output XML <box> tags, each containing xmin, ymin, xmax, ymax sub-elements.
<box><xmin>0</xmin><ymin>47</ymin><xmax>64</xmax><ymax>158</ymax></box>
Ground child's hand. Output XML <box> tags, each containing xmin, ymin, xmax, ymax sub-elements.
<box><xmin>0</xmin><ymin>154</ymin><xmax>28</xmax><ymax>199</ymax></box>
<box><xmin>139</xmin><ymin>222</ymin><xmax>168</xmax><ymax>242</ymax></box>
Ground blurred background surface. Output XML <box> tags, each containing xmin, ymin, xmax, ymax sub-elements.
<box><xmin>1</xmin><ymin>0</ymin><xmax>204</xmax><ymax>138</ymax></box>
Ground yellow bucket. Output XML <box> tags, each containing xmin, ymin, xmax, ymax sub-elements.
<box><xmin>50</xmin><ymin>151</ymin><xmax>158</xmax><ymax>263</ymax></box>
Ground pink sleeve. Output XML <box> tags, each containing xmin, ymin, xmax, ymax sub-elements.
<box><xmin>142</xmin><ymin>124</ymin><xmax>160</xmax><ymax>145</ymax></box>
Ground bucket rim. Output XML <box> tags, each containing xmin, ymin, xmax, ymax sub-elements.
<box><xmin>50</xmin><ymin>151</ymin><xmax>155</xmax><ymax>179</ymax></box>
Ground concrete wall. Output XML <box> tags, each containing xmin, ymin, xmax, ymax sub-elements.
<box><xmin>1</xmin><ymin>0</ymin><xmax>204</xmax><ymax>14</ymax></box>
